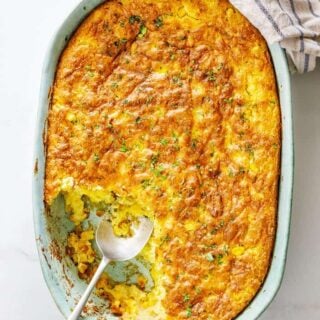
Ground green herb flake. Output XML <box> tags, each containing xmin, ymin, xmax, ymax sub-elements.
<box><xmin>152</xmin><ymin>165</ymin><xmax>165</xmax><ymax>178</ymax></box>
<box><xmin>129</xmin><ymin>15</ymin><xmax>141</xmax><ymax>24</ymax></box>
<box><xmin>195</xmin><ymin>287</ymin><xmax>201</xmax><ymax>294</ymax></box>
<box><xmin>183</xmin><ymin>294</ymin><xmax>190</xmax><ymax>302</ymax></box>
<box><xmin>93</xmin><ymin>153</ymin><xmax>100</xmax><ymax>162</ymax></box>
<box><xmin>228</xmin><ymin>169</ymin><xmax>235</xmax><ymax>177</ymax></box>
<box><xmin>217</xmin><ymin>63</ymin><xmax>224</xmax><ymax>71</ymax></box>
<box><xmin>138</xmin><ymin>24</ymin><xmax>148</xmax><ymax>38</ymax></box>
<box><xmin>141</xmin><ymin>179</ymin><xmax>151</xmax><ymax>188</ymax></box>
<box><xmin>211</xmin><ymin>221</ymin><xmax>224</xmax><ymax>235</ymax></box>
<box><xmin>120</xmin><ymin>144</ymin><xmax>128</xmax><ymax>152</ymax></box>
<box><xmin>172</xmin><ymin>75</ymin><xmax>183</xmax><ymax>86</ymax></box>
<box><xmin>160</xmin><ymin>138</ymin><xmax>168</xmax><ymax>146</ymax></box>
<box><xmin>151</xmin><ymin>154</ymin><xmax>159</xmax><ymax>167</ymax></box>
<box><xmin>223</xmin><ymin>97</ymin><xmax>234</xmax><ymax>104</ymax></box>
<box><xmin>84</xmin><ymin>65</ymin><xmax>95</xmax><ymax>77</ymax></box>
<box><xmin>161</xmin><ymin>234</ymin><xmax>171</xmax><ymax>246</ymax></box>
<box><xmin>205</xmin><ymin>252</ymin><xmax>215</xmax><ymax>262</ymax></box>
<box><xmin>111</xmin><ymin>82</ymin><xmax>118</xmax><ymax>89</ymax></box>
<box><xmin>186</xmin><ymin>306</ymin><xmax>192</xmax><ymax>318</ymax></box>
<box><xmin>217</xmin><ymin>253</ymin><xmax>224</xmax><ymax>265</ymax></box>
<box><xmin>172</xmin><ymin>76</ymin><xmax>180</xmax><ymax>83</ymax></box>
<box><xmin>154</xmin><ymin>16</ymin><xmax>164</xmax><ymax>28</ymax></box>
<box><xmin>135</xmin><ymin>116</ymin><xmax>142</xmax><ymax>124</ymax></box>
<box><xmin>207</xmin><ymin>70</ymin><xmax>216</xmax><ymax>82</ymax></box>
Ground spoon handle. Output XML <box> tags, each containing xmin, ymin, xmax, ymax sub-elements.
<box><xmin>68</xmin><ymin>257</ymin><xmax>110</xmax><ymax>320</ymax></box>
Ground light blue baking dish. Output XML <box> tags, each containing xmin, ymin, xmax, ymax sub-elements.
<box><xmin>33</xmin><ymin>0</ymin><xmax>293</xmax><ymax>319</ymax></box>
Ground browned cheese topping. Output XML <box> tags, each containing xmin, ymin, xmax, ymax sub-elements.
<box><xmin>45</xmin><ymin>0</ymin><xmax>281</xmax><ymax>319</ymax></box>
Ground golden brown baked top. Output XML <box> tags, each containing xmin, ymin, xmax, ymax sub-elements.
<box><xmin>45</xmin><ymin>0</ymin><xmax>281</xmax><ymax>319</ymax></box>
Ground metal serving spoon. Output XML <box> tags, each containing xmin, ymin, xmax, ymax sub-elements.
<box><xmin>68</xmin><ymin>216</ymin><xmax>154</xmax><ymax>320</ymax></box>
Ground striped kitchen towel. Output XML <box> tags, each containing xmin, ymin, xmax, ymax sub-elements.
<box><xmin>230</xmin><ymin>0</ymin><xmax>320</xmax><ymax>72</ymax></box>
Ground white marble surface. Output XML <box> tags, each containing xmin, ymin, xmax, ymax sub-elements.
<box><xmin>0</xmin><ymin>0</ymin><xmax>319</xmax><ymax>319</ymax></box>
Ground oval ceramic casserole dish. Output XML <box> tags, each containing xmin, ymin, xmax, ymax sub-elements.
<box><xmin>33</xmin><ymin>0</ymin><xmax>293</xmax><ymax>319</ymax></box>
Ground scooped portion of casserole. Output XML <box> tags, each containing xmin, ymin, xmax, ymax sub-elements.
<box><xmin>45</xmin><ymin>0</ymin><xmax>281</xmax><ymax>319</ymax></box>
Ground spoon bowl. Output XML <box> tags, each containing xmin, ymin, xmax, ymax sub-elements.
<box><xmin>96</xmin><ymin>216</ymin><xmax>154</xmax><ymax>261</ymax></box>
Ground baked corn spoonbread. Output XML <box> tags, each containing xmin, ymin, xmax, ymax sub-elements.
<box><xmin>45</xmin><ymin>0</ymin><xmax>281</xmax><ymax>319</ymax></box>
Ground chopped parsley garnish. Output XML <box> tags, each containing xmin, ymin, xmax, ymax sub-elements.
<box><xmin>111</xmin><ymin>82</ymin><xmax>118</xmax><ymax>89</ymax></box>
<box><xmin>172</xmin><ymin>75</ymin><xmax>183</xmax><ymax>86</ymax></box>
<box><xmin>186</xmin><ymin>306</ymin><xmax>192</xmax><ymax>318</ymax></box>
<box><xmin>211</xmin><ymin>220</ymin><xmax>224</xmax><ymax>234</ymax></box>
<box><xmin>172</xmin><ymin>76</ymin><xmax>180</xmax><ymax>83</ymax></box>
<box><xmin>135</xmin><ymin>116</ymin><xmax>142</xmax><ymax>124</ymax></box>
<box><xmin>223</xmin><ymin>97</ymin><xmax>234</xmax><ymax>104</ymax></box>
<box><xmin>160</xmin><ymin>138</ymin><xmax>168</xmax><ymax>146</ymax></box>
<box><xmin>160</xmin><ymin>234</ymin><xmax>171</xmax><ymax>246</ymax></box>
<box><xmin>195</xmin><ymin>287</ymin><xmax>201</xmax><ymax>294</ymax></box>
<box><xmin>120</xmin><ymin>144</ymin><xmax>128</xmax><ymax>152</ymax></box>
<box><xmin>152</xmin><ymin>165</ymin><xmax>165</xmax><ymax>178</ymax></box>
<box><xmin>93</xmin><ymin>153</ymin><xmax>100</xmax><ymax>162</ymax></box>
<box><xmin>138</xmin><ymin>24</ymin><xmax>148</xmax><ymax>38</ymax></box>
<box><xmin>84</xmin><ymin>65</ymin><xmax>94</xmax><ymax>77</ymax></box>
<box><xmin>141</xmin><ymin>179</ymin><xmax>151</xmax><ymax>188</ymax></box>
<box><xmin>217</xmin><ymin>253</ymin><xmax>224</xmax><ymax>265</ymax></box>
<box><xmin>154</xmin><ymin>16</ymin><xmax>164</xmax><ymax>28</ymax></box>
<box><xmin>228</xmin><ymin>169</ymin><xmax>235</xmax><ymax>177</ymax></box>
<box><xmin>207</xmin><ymin>70</ymin><xmax>216</xmax><ymax>82</ymax></box>
<box><xmin>129</xmin><ymin>15</ymin><xmax>141</xmax><ymax>24</ymax></box>
<box><xmin>172</xmin><ymin>132</ymin><xmax>179</xmax><ymax>142</ymax></box>
<box><xmin>183</xmin><ymin>294</ymin><xmax>190</xmax><ymax>302</ymax></box>
<box><xmin>151</xmin><ymin>154</ymin><xmax>159</xmax><ymax>167</ymax></box>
